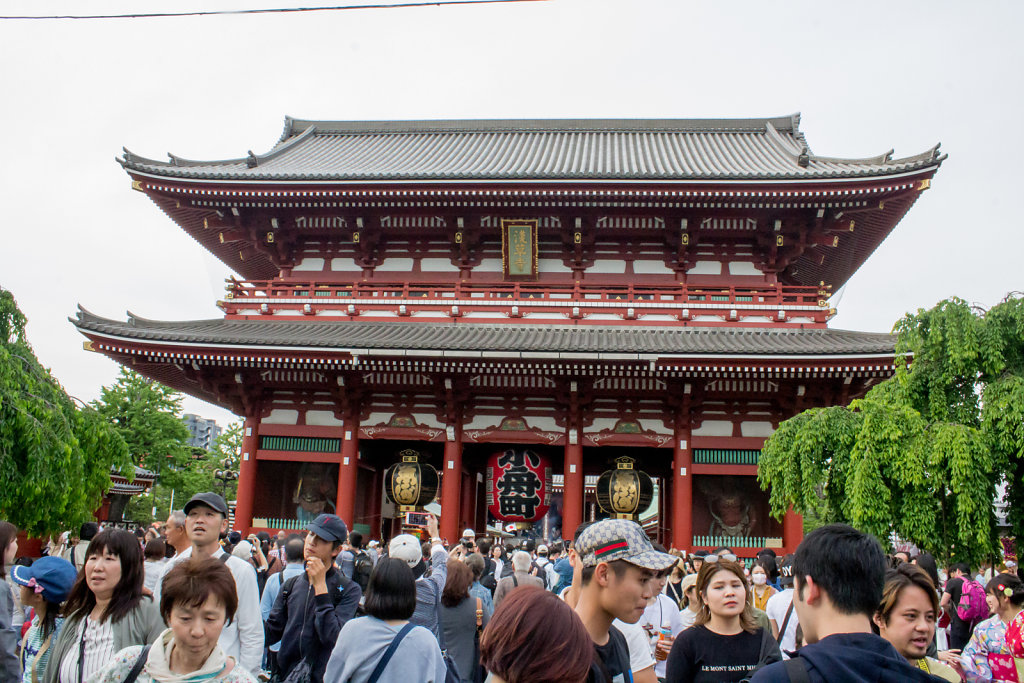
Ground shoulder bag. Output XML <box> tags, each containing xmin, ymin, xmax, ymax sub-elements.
<box><xmin>123</xmin><ymin>644</ymin><xmax>153</xmax><ymax>683</ymax></box>
<box><xmin>367</xmin><ymin>623</ymin><xmax>416</xmax><ymax>683</ymax></box>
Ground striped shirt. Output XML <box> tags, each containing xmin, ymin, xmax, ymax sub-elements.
<box><xmin>20</xmin><ymin>616</ymin><xmax>64</xmax><ymax>683</ymax></box>
<box><xmin>56</xmin><ymin>617</ymin><xmax>114</xmax><ymax>683</ymax></box>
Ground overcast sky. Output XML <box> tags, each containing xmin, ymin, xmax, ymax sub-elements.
<box><xmin>1</xmin><ymin>0</ymin><xmax>1020</xmax><ymax>427</ymax></box>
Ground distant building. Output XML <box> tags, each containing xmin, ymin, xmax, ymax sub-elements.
<box><xmin>183</xmin><ymin>413</ymin><xmax>222</xmax><ymax>450</ymax></box>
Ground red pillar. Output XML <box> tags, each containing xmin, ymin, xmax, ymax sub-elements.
<box><xmin>440</xmin><ymin>429</ymin><xmax>463</xmax><ymax>544</ymax></box>
<box><xmin>672</xmin><ymin>431</ymin><xmax>693</xmax><ymax>552</ymax></box>
<box><xmin>783</xmin><ymin>507</ymin><xmax>804</xmax><ymax>554</ymax></box>
<box><xmin>234</xmin><ymin>416</ymin><xmax>260</xmax><ymax>533</ymax></box>
<box><xmin>336</xmin><ymin>417</ymin><xmax>359</xmax><ymax>529</ymax></box>
<box><xmin>563</xmin><ymin>434</ymin><xmax>584</xmax><ymax>542</ymax></box>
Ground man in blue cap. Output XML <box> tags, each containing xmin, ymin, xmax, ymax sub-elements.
<box><xmin>265</xmin><ymin>512</ymin><xmax>362</xmax><ymax>683</ymax></box>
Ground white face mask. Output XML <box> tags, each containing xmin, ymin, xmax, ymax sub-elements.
<box><xmin>752</xmin><ymin>573</ymin><xmax>767</xmax><ymax>585</ymax></box>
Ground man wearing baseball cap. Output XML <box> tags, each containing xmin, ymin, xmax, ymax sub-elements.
<box><xmin>155</xmin><ymin>491</ymin><xmax>264</xmax><ymax>674</ymax></box>
<box><xmin>265</xmin><ymin>513</ymin><xmax>361</xmax><ymax>683</ymax></box>
<box><xmin>387</xmin><ymin>512</ymin><xmax>449</xmax><ymax>640</ymax></box>
<box><xmin>574</xmin><ymin>518</ymin><xmax>677</xmax><ymax>683</ymax></box>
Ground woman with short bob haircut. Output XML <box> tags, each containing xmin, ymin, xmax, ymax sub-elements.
<box><xmin>323</xmin><ymin>557</ymin><xmax>447</xmax><ymax>682</ymax></box>
<box><xmin>89</xmin><ymin>557</ymin><xmax>255</xmax><ymax>682</ymax></box>
<box><xmin>480</xmin><ymin>586</ymin><xmax>590</xmax><ymax>683</ymax></box>
<box><xmin>666</xmin><ymin>559</ymin><xmax>780</xmax><ymax>682</ymax></box>
<box><xmin>44</xmin><ymin>529</ymin><xmax>164</xmax><ymax>683</ymax></box>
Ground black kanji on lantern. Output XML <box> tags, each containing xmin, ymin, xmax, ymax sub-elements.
<box><xmin>495</xmin><ymin>448</ymin><xmax>543</xmax><ymax>520</ymax></box>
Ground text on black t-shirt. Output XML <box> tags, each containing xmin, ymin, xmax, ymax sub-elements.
<box><xmin>666</xmin><ymin>624</ymin><xmax>764</xmax><ymax>683</ymax></box>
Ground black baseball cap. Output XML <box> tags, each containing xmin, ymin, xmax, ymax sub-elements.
<box><xmin>308</xmin><ymin>514</ymin><xmax>348</xmax><ymax>543</ymax></box>
<box><xmin>184</xmin><ymin>492</ymin><xmax>229</xmax><ymax>516</ymax></box>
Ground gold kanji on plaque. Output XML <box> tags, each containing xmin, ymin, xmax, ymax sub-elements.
<box><xmin>501</xmin><ymin>219</ymin><xmax>538</xmax><ymax>280</ymax></box>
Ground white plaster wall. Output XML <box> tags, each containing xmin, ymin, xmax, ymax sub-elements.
<box><xmin>412</xmin><ymin>413</ymin><xmax>446</xmax><ymax>429</ymax></box>
<box><xmin>306</xmin><ymin>410</ymin><xmax>344</xmax><ymax>426</ymax></box>
<box><xmin>375</xmin><ymin>258</ymin><xmax>414</xmax><ymax>272</ymax></box>
<box><xmin>420</xmin><ymin>258</ymin><xmax>459</xmax><ymax>272</ymax></box>
<box><xmin>464</xmin><ymin>414</ymin><xmax>502</xmax><ymax>430</ymax></box>
<box><xmin>539</xmin><ymin>258</ymin><xmax>572</xmax><ymax>273</ymax></box>
<box><xmin>740</xmin><ymin>421</ymin><xmax>775</xmax><ymax>437</ymax></box>
<box><xmin>589</xmin><ymin>260</ymin><xmax>627</xmax><ymax>274</ymax></box>
<box><xmin>476</xmin><ymin>258</ymin><xmax>503</xmax><ymax>273</ymax></box>
<box><xmin>364</xmin><ymin>412</ymin><xmax>395</xmax><ymax>426</ymax></box>
<box><xmin>329</xmin><ymin>258</ymin><xmax>363</xmax><ymax>271</ymax></box>
<box><xmin>293</xmin><ymin>258</ymin><xmax>325</xmax><ymax>271</ymax></box>
<box><xmin>633</xmin><ymin>260</ymin><xmax>675</xmax><ymax>274</ymax></box>
<box><xmin>728</xmin><ymin>261</ymin><xmax>763</xmax><ymax>276</ymax></box>
<box><xmin>692</xmin><ymin>420</ymin><xmax>733</xmax><ymax>436</ymax></box>
<box><xmin>263</xmin><ymin>409</ymin><xmax>299</xmax><ymax>425</ymax></box>
<box><xmin>688</xmin><ymin>261</ymin><xmax>722</xmax><ymax>275</ymax></box>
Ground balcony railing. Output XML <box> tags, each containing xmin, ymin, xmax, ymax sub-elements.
<box><xmin>219</xmin><ymin>279</ymin><xmax>833</xmax><ymax>325</ymax></box>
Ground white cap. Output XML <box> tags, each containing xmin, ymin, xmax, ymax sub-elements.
<box><xmin>537</xmin><ymin>544</ymin><xmax>549</xmax><ymax>555</ymax></box>
<box><xmin>461</xmin><ymin>528</ymin><xmax>475</xmax><ymax>539</ymax></box>
<box><xmin>231</xmin><ymin>540</ymin><xmax>253</xmax><ymax>560</ymax></box>
<box><xmin>389</xmin><ymin>534</ymin><xmax>423</xmax><ymax>568</ymax></box>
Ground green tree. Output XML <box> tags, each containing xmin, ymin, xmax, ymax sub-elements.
<box><xmin>0</xmin><ymin>288</ymin><xmax>130</xmax><ymax>536</ymax></box>
<box><xmin>124</xmin><ymin>421</ymin><xmax>242</xmax><ymax>524</ymax></box>
<box><xmin>759</xmin><ymin>294</ymin><xmax>1024</xmax><ymax>566</ymax></box>
<box><xmin>92</xmin><ymin>368</ymin><xmax>192</xmax><ymax>476</ymax></box>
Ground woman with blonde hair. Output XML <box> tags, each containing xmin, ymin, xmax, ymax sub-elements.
<box><xmin>666</xmin><ymin>558</ymin><xmax>780</xmax><ymax>682</ymax></box>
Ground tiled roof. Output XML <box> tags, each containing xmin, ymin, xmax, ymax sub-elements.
<box><xmin>120</xmin><ymin>114</ymin><xmax>943</xmax><ymax>182</ymax></box>
<box><xmin>73</xmin><ymin>308</ymin><xmax>896</xmax><ymax>357</ymax></box>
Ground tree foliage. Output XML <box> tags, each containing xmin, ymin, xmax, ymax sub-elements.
<box><xmin>759</xmin><ymin>294</ymin><xmax>1024</xmax><ymax>565</ymax></box>
<box><xmin>123</xmin><ymin>421</ymin><xmax>242</xmax><ymax>524</ymax></box>
<box><xmin>0</xmin><ymin>288</ymin><xmax>130</xmax><ymax>536</ymax></box>
<box><xmin>92</xmin><ymin>368</ymin><xmax>192</xmax><ymax>475</ymax></box>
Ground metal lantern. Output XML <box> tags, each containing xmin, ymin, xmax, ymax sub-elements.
<box><xmin>384</xmin><ymin>449</ymin><xmax>439</xmax><ymax>512</ymax></box>
<box><xmin>486</xmin><ymin>448</ymin><xmax>552</xmax><ymax>529</ymax></box>
<box><xmin>596</xmin><ymin>456</ymin><xmax>654</xmax><ymax>520</ymax></box>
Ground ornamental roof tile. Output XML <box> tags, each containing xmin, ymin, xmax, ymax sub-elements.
<box><xmin>120</xmin><ymin>114</ymin><xmax>943</xmax><ymax>182</ymax></box>
<box><xmin>72</xmin><ymin>307</ymin><xmax>896</xmax><ymax>357</ymax></box>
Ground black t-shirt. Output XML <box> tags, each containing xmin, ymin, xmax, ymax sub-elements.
<box><xmin>587</xmin><ymin>625</ymin><xmax>633</xmax><ymax>683</ymax></box>
<box><xmin>944</xmin><ymin>577</ymin><xmax>970</xmax><ymax>639</ymax></box>
<box><xmin>666</xmin><ymin>624</ymin><xmax>764</xmax><ymax>683</ymax></box>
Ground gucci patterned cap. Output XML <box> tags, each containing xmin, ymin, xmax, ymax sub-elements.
<box><xmin>576</xmin><ymin>519</ymin><xmax>677</xmax><ymax>571</ymax></box>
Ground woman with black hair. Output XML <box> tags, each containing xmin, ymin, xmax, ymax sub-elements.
<box><xmin>42</xmin><ymin>529</ymin><xmax>164</xmax><ymax>683</ymax></box>
<box><xmin>10</xmin><ymin>556</ymin><xmax>77</xmax><ymax>683</ymax></box>
<box><xmin>324</xmin><ymin>557</ymin><xmax>447</xmax><ymax>682</ymax></box>
<box><xmin>960</xmin><ymin>572</ymin><xmax>1024</xmax><ymax>682</ymax></box>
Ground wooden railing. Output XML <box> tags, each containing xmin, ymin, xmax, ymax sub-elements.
<box><xmin>219</xmin><ymin>279</ymin><xmax>834</xmax><ymax>325</ymax></box>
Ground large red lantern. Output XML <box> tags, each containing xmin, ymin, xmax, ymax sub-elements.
<box><xmin>486</xmin><ymin>448</ymin><xmax>552</xmax><ymax>528</ymax></box>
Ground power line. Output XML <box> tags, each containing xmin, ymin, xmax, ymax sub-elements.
<box><xmin>0</xmin><ymin>0</ymin><xmax>547</xmax><ymax>20</ymax></box>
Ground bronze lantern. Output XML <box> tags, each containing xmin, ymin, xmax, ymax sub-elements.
<box><xmin>596</xmin><ymin>456</ymin><xmax>654</xmax><ymax>520</ymax></box>
<box><xmin>384</xmin><ymin>449</ymin><xmax>439</xmax><ymax>512</ymax></box>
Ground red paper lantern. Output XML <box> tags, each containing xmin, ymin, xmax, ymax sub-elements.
<box><xmin>486</xmin><ymin>448</ymin><xmax>552</xmax><ymax>526</ymax></box>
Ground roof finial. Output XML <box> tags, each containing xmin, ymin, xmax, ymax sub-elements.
<box><xmin>797</xmin><ymin>146</ymin><xmax>810</xmax><ymax>168</ymax></box>
<box><xmin>246</xmin><ymin>151</ymin><xmax>259</xmax><ymax>168</ymax></box>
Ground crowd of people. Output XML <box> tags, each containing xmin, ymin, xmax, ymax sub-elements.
<box><xmin>1</xmin><ymin>504</ymin><xmax>1023</xmax><ymax>682</ymax></box>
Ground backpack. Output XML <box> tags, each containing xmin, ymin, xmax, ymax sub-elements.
<box><xmin>956</xmin><ymin>578</ymin><xmax>989</xmax><ymax>623</ymax></box>
<box><xmin>352</xmin><ymin>550</ymin><xmax>373</xmax><ymax>591</ymax></box>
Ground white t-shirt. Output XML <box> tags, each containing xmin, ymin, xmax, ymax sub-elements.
<box><xmin>638</xmin><ymin>593</ymin><xmax>684</xmax><ymax>678</ymax></box>
<box><xmin>765</xmin><ymin>587</ymin><xmax>799</xmax><ymax>657</ymax></box>
<box><xmin>155</xmin><ymin>546</ymin><xmax>265</xmax><ymax>673</ymax></box>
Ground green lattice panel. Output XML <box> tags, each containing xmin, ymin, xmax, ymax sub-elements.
<box><xmin>259</xmin><ymin>436</ymin><xmax>341</xmax><ymax>453</ymax></box>
<box><xmin>693</xmin><ymin>449</ymin><xmax>761</xmax><ymax>465</ymax></box>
